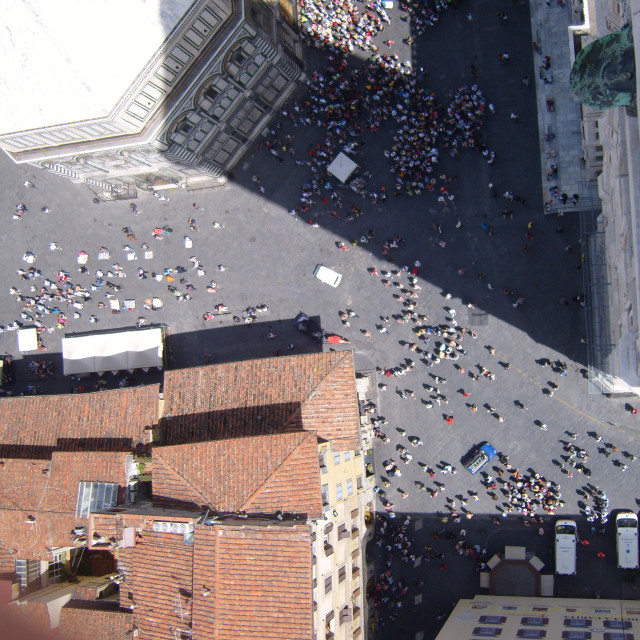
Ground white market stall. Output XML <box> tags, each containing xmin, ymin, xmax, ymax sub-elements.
<box><xmin>17</xmin><ymin>327</ymin><xmax>39</xmax><ymax>353</ymax></box>
<box><xmin>62</xmin><ymin>327</ymin><xmax>164</xmax><ymax>376</ymax></box>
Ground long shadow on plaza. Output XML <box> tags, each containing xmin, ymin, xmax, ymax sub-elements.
<box><xmin>368</xmin><ymin>509</ymin><xmax>636</xmax><ymax>640</ymax></box>
<box><xmin>3</xmin><ymin>316</ymin><xmax>327</xmax><ymax>396</ymax></box>
<box><xmin>225</xmin><ymin>1</ymin><xmax>586</xmax><ymax>367</ymax></box>
<box><xmin>165</xmin><ymin>314</ymin><xmax>325</xmax><ymax>368</ymax></box>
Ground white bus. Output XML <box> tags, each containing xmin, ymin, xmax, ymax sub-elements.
<box><xmin>616</xmin><ymin>512</ymin><xmax>639</xmax><ymax>569</ymax></box>
<box><xmin>555</xmin><ymin>519</ymin><xmax>577</xmax><ymax>575</ymax></box>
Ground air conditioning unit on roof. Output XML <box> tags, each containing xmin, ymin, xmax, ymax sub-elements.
<box><xmin>153</xmin><ymin>521</ymin><xmax>194</xmax><ymax>534</ymax></box>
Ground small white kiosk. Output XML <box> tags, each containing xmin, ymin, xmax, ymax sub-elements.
<box><xmin>17</xmin><ymin>327</ymin><xmax>39</xmax><ymax>353</ymax></box>
<box><xmin>327</xmin><ymin>152</ymin><xmax>358</xmax><ymax>183</ymax></box>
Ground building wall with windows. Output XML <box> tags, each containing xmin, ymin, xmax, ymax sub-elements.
<box><xmin>436</xmin><ymin>595</ymin><xmax>640</xmax><ymax>639</ymax></box>
<box><xmin>312</xmin><ymin>441</ymin><xmax>368</xmax><ymax>640</ymax></box>
<box><xmin>0</xmin><ymin>0</ymin><xmax>304</xmax><ymax>199</ymax></box>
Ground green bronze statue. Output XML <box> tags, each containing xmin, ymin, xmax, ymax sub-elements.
<box><xmin>570</xmin><ymin>24</ymin><xmax>636</xmax><ymax>111</ymax></box>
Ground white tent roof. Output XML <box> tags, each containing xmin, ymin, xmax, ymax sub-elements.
<box><xmin>17</xmin><ymin>327</ymin><xmax>39</xmax><ymax>352</ymax></box>
<box><xmin>327</xmin><ymin>152</ymin><xmax>358</xmax><ymax>183</ymax></box>
<box><xmin>62</xmin><ymin>327</ymin><xmax>164</xmax><ymax>376</ymax></box>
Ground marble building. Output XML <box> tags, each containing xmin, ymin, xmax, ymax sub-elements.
<box><xmin>0</xmin><ymin>0</ymin><xmax>303</xmax><ymax>199</ymax></box>
<box><xmin>571</xmin><ymin>0</ymin><xmax>640</xmax><ymax>394</ymax></box>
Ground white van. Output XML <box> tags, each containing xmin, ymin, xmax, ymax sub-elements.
<box><xmin>313</xmin><ymin>265</ymin><xmax>342</xmax><ymax>287</ymax></box>
<box><xmin>616</xmin><ymin>511</ymin><xmax>639</xmax><ymax>569</ymax></box>
<box><xmin>555</xmin><ymin>519</ymin><xmax>578</xmax><ymax>575</ymax></box>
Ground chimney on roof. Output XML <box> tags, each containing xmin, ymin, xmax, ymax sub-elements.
<box><xmin>201</xmin><ymin>586</ymin><xmax>211</xmax><ymax>597</ymax></box>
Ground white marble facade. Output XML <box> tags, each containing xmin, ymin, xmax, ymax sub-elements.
<box><xmin>0</xmin><ymin>0</ymin><xmax>303</xmax><ymax>197</ymax></box>
<box><xmin>576</xmin><ymin>0</ymin><xmax>640</xmax><ymax>393</ymax></box>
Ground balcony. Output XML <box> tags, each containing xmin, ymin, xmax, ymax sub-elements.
<box><xmin>353</xmin><ymin>606</ymin><xmax>361</xmax><ymax>619</ymax></box>
<box><xmin>352</xmin><ymin>566</ymin><xmax>360</xmax><ymax>579</ymax></box>
<box><xmin>351</xmin><ymin>527</ymin><xmax>359</xmax><ymax>540</ymax></box>
<box><xmin>339</xmin><ymin>606</ymin><xmax>353</xmax><ymax>624</ymax></box>
<box><xmin>324</xmin><ymin>543</ymin><xmax>334</xmax><ymax>557</ymax></box>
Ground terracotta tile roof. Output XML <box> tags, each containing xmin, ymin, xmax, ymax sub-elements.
<box><xmin>0</xmin><ymin>451</ymin><xmax>129</xmax><ymax>559</ymax></box>
<box><xmin>152</xmin><ymin>431</ymin><xmax>322</xmax><ymax>517</ymax></box>
<box><xmin>120</xmin><ymin>523</ymin><xmax>313</xmax><ymax>640</ymax></box>
<box><xmin>124</xmin><ymin>530</ymin><xmax>194</xmax><ymax>639</ymax></box>
<box><xmin>57</xmin><ymin>600</ymin><xmax>132</xmax><ymax>640</ymax></box>
<box><xmin>0</xmin><ymin>386</ymin><xmax>159</xmax><ymax>458</ymax></box>
<box><xmin>191</xmin><ymin>524</ymin><xmax>313</xmax><ymax>640</ymax></box>
<box><xmin>0</xmin><ymin>511</ymin><xmax>80</xmax><ymax>561</ymax></box>
<box><xmin>162</xmin><ymin>351</ymin><xmax>360</xmax><ymax>450</ymax></box>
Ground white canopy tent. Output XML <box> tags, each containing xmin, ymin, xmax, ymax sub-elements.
<box><xmin>62</xmin><ymin>327</ymin><xmax>164</xmax><ymax>375</ymax></box>
<box><xmin>327</xmin><ymin>152</ymin><xmax>358</xmax><ymax>183</ymax></box>
<box><xmin>17</xmin><ymin>327</ymin><xmax>39</xmax><ymax>352</ymax></box>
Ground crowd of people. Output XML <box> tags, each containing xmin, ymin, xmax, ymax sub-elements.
<box><xmin>300</xmin><ymin>0</ymin><xmax>389</xmax><ymax>52</ymax></box>
<box><xmin>284</xmin><ymin>52</ymin><xmax>493</xmax><ymax>213</ymax></box>
<box><xmin>299</xmin><ymin>0</ymin><xmax>460</xmax><ymax>53</ymax></box>
<box><xmin>399</xmin><ymin>0</ymin><xmax>460</xmax><ymax>34</ymax></box>
<box><xmin>1</xmin><ymin>210</ymin><xmax>237</xmax><ymax>390</ymax></box>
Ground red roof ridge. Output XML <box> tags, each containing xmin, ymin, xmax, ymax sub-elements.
<box><xmin>240</xmin><ymin>430</ymin><xmax>317</xmax><ymax>512</ymax></box>
<box><xmin>280</xmin><ymin>350</ymin><xmax>352</xmax><ymax>432</ymax></box>
<box><xmin>300</xmin><ymin>350</ymin><xmax>351</xmax><ymax>402</ymax></box>
<box><xmin>152</xmin><ymin>447</ymin><xmax>212</xmax><ymax>507</ymax></box>
<box><xmin>299</xmin><ymin>350</ymin><xmax>361</xmax><ymax>449</ymax></box>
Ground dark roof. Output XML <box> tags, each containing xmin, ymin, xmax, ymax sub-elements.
<box><xmin>490</xmin><ymin>559</ymin><xmax>541</xmax><ymax>597</ymax></box>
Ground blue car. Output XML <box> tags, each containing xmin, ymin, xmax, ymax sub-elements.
<box><xmin>464</xmin><ymin>441</ymin><xmax>497</xmax><ymax>474</ymax></box>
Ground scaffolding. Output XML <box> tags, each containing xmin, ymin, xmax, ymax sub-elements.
<box><xmin>581</xmin><ymin>208</ymin><xmax>616</xmax><ymax>394</ymax></box>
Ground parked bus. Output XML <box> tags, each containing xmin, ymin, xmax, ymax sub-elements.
<box><xmin>616</xmin><ymin>511</ymin><xmax>639</xmax><ymax>569</ymax></box>
<box><xmin>555</xmin><ymin>519</ymin><xmax>577</xmax><ymax>575</ymax></box>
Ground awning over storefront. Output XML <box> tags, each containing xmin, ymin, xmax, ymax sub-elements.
<box><xmin>62</xmin><ymin>327</ymin><xmax>164</xmax><ymax>375</ymax></box>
